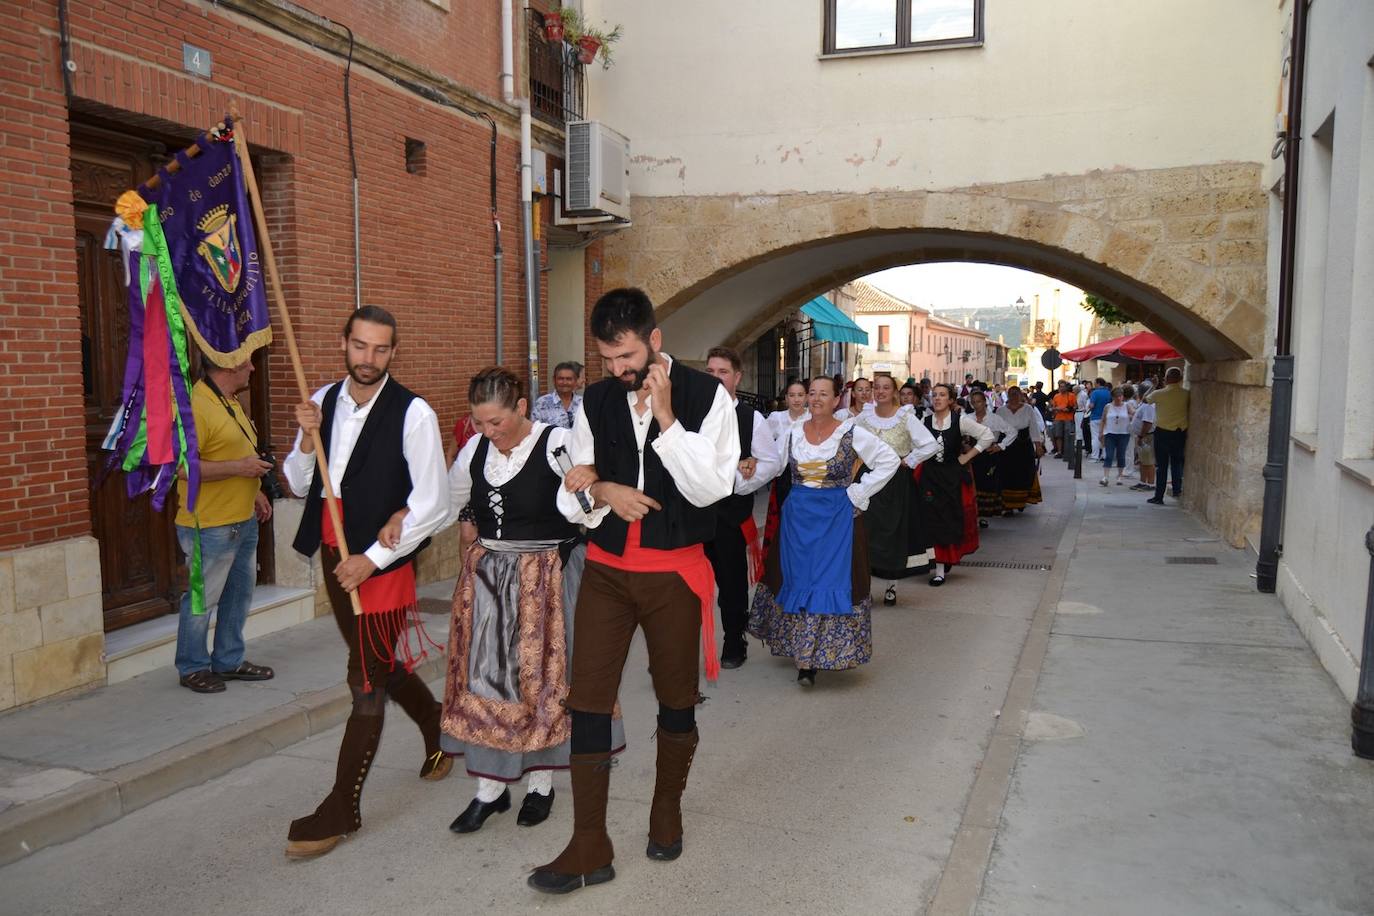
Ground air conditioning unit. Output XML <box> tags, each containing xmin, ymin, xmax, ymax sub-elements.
<box><xmin>565</xmin><ymin>120</ymin><xmax>630</xmax><ymax>220</ymax></box>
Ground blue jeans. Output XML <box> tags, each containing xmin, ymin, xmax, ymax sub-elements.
<box><xmin>175</xmin><ymin>520</ymin><xmax>258</xmax><ymax>676</ymax></box>
<box><xmin>1103</xmin><ymin>433</ymin><xmax>1130</xmax><ymax>468</ymax></box>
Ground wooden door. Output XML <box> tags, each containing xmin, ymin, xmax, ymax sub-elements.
<box><xmin>72</xmin><ymin>131</ymin><xmax>182</xmax><ymax>629</ymax></box>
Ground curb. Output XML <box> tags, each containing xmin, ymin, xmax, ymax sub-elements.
<box><xmin>0</xmin><ymin>654</ymin><xmax>446</xmax><ymax>868</ymax></box>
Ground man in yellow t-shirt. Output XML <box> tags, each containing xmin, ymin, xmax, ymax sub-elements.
<box><xmin>1145</xmin><ymin>366</ymin><xmax>1190</xmax><ymax>504</ymax></box>
<box><xmin>174</xmin><ymin>357</ymin><xmax>277</xmax><ymax>693</ymax></box>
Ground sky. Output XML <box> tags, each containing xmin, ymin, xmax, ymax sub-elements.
<box><xmin>863</xmin><ymin>262</ymin><xmax>1071</xmax><ymax>312</ymax></box>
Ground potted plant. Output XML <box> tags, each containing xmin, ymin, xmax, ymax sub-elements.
<box><xmin>576</xmin><ymin>22</ymin><xmax>622</xmax><ymax>69</ymax></box>
<box><xmin>545</xmin><ymin>6</ymin><xmax>582</xmax><ymax>44</ymax></box>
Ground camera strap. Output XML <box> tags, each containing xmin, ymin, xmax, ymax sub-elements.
<box><xmin>202</xmin><ymin>375</ymin><xmax>259</xmax><ymax>451</ymax></box>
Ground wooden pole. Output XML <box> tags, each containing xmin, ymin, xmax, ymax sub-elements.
<box><xmin>229</xmin><ymin>108</ymin><xmax>364</xmax><ymax>616</ymax></box>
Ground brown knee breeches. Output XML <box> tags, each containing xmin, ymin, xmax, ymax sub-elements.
<box><xmin>566</xmin><ymin>561</ymin><xmax>701</xmax><ymax>714</ymax></box>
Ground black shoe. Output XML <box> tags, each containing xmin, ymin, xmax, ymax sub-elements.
<box><xmin>978</xmin><ymin>519</ymin><xmax>989</xmax><ymax>529</ymax></box>
<box><xmin>929</xmin><ymin>575</ymin><xmax>946</xmax><ymax>587</ymax></box>
<box><xmin>796</xmin><ymin>668</ymin><xmax>816</xmax><ymax>687</ymax></box>
<box><xmin>527</xmin><ymin>865</ymin><xmax>616</xmax><ymax>894</ymax></box>
<box><xmin>720</xmin><ymin>641</ymin><xmax>747</xmax><ymax>670</ymax></box>
<box><xmin>883</xmin><ymin>585</ymin><xmax>897</xmax><ymax>606</ymax></box>
<box><xmin>646</xmin><ymin>837</ymin><xmax>683</xmax><ymax>861</ymax></box>
<box><xmin>178</xmin><ymin>669</ymin><xmax>225</xmax><ymax>694</ymax></box>
<box><xmin>516</xmin><ymin>789</ymin><xmax>554</xmax><ymax>826</ymax></box>
<box><xmin>1146</xmin><ymin>496</ymin><xmax>1164</xmax><ymax>505</ymax></box>
<box><xmin>449</xmin><ymin>789</ymin><xmax>510</xmax><ymax>833</ymax></box>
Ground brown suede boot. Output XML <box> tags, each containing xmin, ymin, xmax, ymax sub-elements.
<box><xmin>647</xmin><ymin>727</ymin><xmax>699</xmax><ymax>861</ymax></box>
<box><xmin>285</xmin><ymin>713</ymin><xmax>383</xmax><ymax>859</ymax></box>
<box><xmin>527</xmin><ymin>752</ymin><xmax>616</xmax><ymax>894</ymax></box>
<box><xmin>387</xmin><ymin>672</ymin><xmax>451</xmax><ymax>780</ymax></box>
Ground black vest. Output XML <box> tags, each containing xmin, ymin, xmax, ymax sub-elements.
<box><xmin>715</xmin><ymin>403</ymin><xmax>755</xmax><ymax>527</ymax></box>
<box><xmin>582</xmin><ymin>359</ymin><xmax>724</xmax><ymax>554</ymax></box>
<box><xmin>470</xmin><ymin>426</ymin><xmax>580</xmax><ymax>542</ymax></box>
<box><xmin>925</xmin><ymin>412</ymin><xmax>964</xmax><ymax>466</ymax></box>
<box><xmin>292</xmin><ymin>377</ymin><xmax>431</xmax><ymax>574</ymax></box>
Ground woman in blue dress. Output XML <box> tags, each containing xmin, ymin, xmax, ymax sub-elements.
<box><xmin>748</xmin><ymin>376</ymin><xmax>900</xmax><ymax>686</ymax></box>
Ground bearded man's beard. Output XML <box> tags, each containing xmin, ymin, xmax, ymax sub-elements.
<box><xmin>618</xmin><ymin>349</ymin><xmax>656</xmax><ymax>391</ymax></box>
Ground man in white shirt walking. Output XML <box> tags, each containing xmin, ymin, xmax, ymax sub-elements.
<box><xmin>281</xmin><ymin>306</ymin><xmax>452</xmax><ymax>859</ymax></box>
<box><xmin>703</xmin><ymin>346</ymin><xmax>782</xmax><ymax>669</ymax></box>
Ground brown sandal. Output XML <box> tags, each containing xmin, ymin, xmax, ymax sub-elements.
<box><xmin>179</xmin><ymin>670</ymin><xmax>226</xmax><ymax>693</ymax></box>
<box><xmin>214</xmin><ymin>661</ymin><xmax>275</xmax><ymax>681</ymax></box>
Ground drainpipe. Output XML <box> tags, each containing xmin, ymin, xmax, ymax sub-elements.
<box><xmin>1255</xmin><ymin>0</ymin><xmax>1307</xmax><ymax>595</ymax></box>
<box><xmin>501</xmin><ymin>0</ymin><xmax>540</xmax><ymax>398</ymax></box>
<box><xmin>1356</xmin><ymin>529</ymin><xmax>1374</xmax><ymax>758</ymax></box>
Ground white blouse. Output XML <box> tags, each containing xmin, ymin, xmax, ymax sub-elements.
<box><xmin>766</xmin><ymin>409</ymin><xmax>809</xmax><ymax>443</ymax></box>
<box><xmin>994</xmin><ymin>404</ymin><xmax>1045</xmax><ymax>445</ymax></box>
<box><xmin>975</xmin><ymin>410</ymin><xmax>1015</xmax><ymax>450</ymax></box>
<box><xmin>925</xmin><ymin>411</ymin><xmax>997</xmax><ymax>463</ymax></box>
<box><xmin>856</xmin><ymin>405</ymin><xmax>940</xmax><ymax>469</ymax></box>
<box><xmin>786</xmin><ymin>419</ymin><xmax>901</xmax><ymax>512</ymax></box>
<box><xmin>445</xmin><ymin>421</ymin><xmax>596</xmax><ymax>530</ymax></box>
<box><xmin>1102</xmin><ymin>402</ymin><xmax>1133</xmax><ymax>436</ymax></box>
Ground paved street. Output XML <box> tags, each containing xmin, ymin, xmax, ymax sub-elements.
<box><xmin>3</xmin><ymin>459</ymin><xmax>1372</xmax><ymax>915</ymax></box>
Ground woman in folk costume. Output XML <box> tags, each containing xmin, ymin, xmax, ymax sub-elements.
<box><xmin>438</xmin><ymin>368</ymin><xmax>622</xmax><ymax>834</ymax></box>
<box><xmin>994</xmin><ymin>386</ymin><xmax>1045</xmax><ymax>515</ymax></box>
<box><xmin>967</xmin><ymin>390</ymin><xmax>1012</xmax><ymax>528</ymax></box>
<box><xmin>766</xmin><ymin>378</ymin><xmax>810</xmax><ymax>442</ymax></box>
<box><xmin>914</xmin><ymin>383</ymin><xmax>995</xmax><ymax>586</ymax></box>
<box><xmin>854</xmin><ymin>375</ymin><xmax>939</xmax><ymax>605</ymax></box>
<box><xmin>748</xmin><ymin>376</ymin><xmax>900</xmax><ymax>686</ymax></box>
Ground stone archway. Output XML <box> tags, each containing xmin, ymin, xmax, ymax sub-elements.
<box><xmin>601</xmin><ymin>163</ymin><xmax>1272</xmax><ymax>547</ymax></box>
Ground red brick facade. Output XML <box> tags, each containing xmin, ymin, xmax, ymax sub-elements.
<box><xmin>0</xmin><ymin>0</ymin><xmax>592</xmax><ymax>552</ymax></box>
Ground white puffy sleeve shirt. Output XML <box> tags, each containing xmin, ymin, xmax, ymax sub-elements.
<box><xmin>443</xmin><ymin>422</ymin><xmax>599</xmax><ymax>532</ymax></box>
<box><xmin>736</xmin><ymin>406</ymin><xmax>783</xmax><ymax>496</ymax></box>
<box><xmin>788</xmin><ymin>419</ymin><xmax>900</xmax><ymax>512</ymax></box>
<box><xmin>559</xmin><ymin>355</ymin><xmax>740</xmax><ymax>527</ymax></box>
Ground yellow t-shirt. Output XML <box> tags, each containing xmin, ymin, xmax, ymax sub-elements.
<box><xmin>176</xmin><ymin>380</ymin><xmax>260</xmax><ymax>527</ymax></box>
<box><xmin>1147</xmin><ymin>384</ymin><xmax>1190</xmax><ymax>431</ymax></box>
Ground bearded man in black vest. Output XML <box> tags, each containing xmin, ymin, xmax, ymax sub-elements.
<box><xmin>280</xmin><ymin>305</ymin><xmax>452</xmax><ymax>859</ymax></box>
<box><xmin>702</xmin><ymin>345</ymin><xmax>782</xmax><ymax>669</ymax></box>
<box><xmin>528</xmin><ymin>288</ymin><xmax>740</xmax><ymax>894</ymax></box>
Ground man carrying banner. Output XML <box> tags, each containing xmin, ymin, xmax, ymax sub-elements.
<box><xmin>172</xmin><ymin>358</ymin><xmax>276</xmax><ymax>693</ymax></box>
<box><xmin>281</xmin><ymin>305</ymin><xmax>452</xmax><ymax>859</ymax></box>
<box><xmin>528</xmin><ymin>288</ymin><xmax>739</xmax><ymax>894</ymax></box>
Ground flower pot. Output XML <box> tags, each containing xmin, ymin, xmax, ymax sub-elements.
<box><xmin>543</xmin><ymin>12</ymin><xmax>565</xmax><ymax>44</ymax></box>
<box><xmin>576</xmin><ymin>35</ymin><xmax>601</xmax><ymax>65</ymax></box>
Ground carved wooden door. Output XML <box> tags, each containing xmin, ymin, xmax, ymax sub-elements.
<box><xmin>72</xmin><ymin>128</ymin><xmax>182</xmax><ymax>629</ymax></box>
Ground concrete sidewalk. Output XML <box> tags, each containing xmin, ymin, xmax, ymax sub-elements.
<box><xmin>0</xmin><ymin>579</ymin><xmax>457</xmax><ymax>867</ymax></box>
<box><xmin>973</xmin><ymin>475</ymin><xmax>1374</xmax><ymax>916</ymax></box>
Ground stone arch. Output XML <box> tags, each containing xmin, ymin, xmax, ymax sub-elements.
<box><xmin>601</xmin><ymin>166</ymin><xmax>1269</xmax><ymax>363</ymax></box>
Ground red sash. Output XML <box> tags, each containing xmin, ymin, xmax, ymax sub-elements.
<box><xmin>322</xmin><ymin>502</ymin><xmax>433</xmax><ymax>690</ymax></box>
<box><xmin>587</xmin><ymin>520</ymin><xmax>720</xmax><ymax>683</ymax></box>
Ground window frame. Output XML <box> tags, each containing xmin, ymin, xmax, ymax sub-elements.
<box><xmin>822</xmin><ymin>0</ymin><xmax>984</xmax><ymax>57</ymax></box>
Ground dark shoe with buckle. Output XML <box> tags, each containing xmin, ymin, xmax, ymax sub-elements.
<box><xmin>796</xmin><ymin>668</ymin><xmax>817</xmax><ymax>687</ymax></box>
<box><xmin>517</xmin><ymin>789</ymin><xmax>555</xmax><ymax>827</ymax></box>
<box><xmin>450</xmin><ymin>789</ymin><xmax>511</xmax><ymax>833</ymax></box>
<box><xmin>883</xmin><ymin>585</ymin><xmax>897</xmax><ymax>606</ymax></box>
<box><xmin>528</xmin><ymin>865</ymin><xmax>616</xmax><ymax>894</ymax></box>
<box><xmin>179</xmin><ymin>669</ymin><xmax>225</xmax><ymax>694</ymax></box>
<box><xmin>213</xmin><ymin>661</ymin><xmax>274</xmax><ymax>681</ymax></box>
<box><xmin>646</xmin><ymin>837</ymin><xmax>683</xmax><ymax>861</ymax></box>
<box><xmin>929</xmin><ymin>575</ymin><xmax>946</xmax><ymax>587</ymax></box>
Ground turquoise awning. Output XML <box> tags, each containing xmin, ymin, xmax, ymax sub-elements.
<box><xmin>800</xmin><ymin>296</ymin><xmax>868</xmax><ymax>345</ymax></box>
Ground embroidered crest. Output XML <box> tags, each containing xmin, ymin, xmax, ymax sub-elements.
<box><xmin>195</xmin><ymin>204</ymin><xmax>242</xmax><ymax>292</ymax></box>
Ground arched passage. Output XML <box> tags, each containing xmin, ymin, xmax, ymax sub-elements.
<box><xmin>600</xmin><ymin>170</ymin><xmax>1273</xmax><ymax>548</ymax></box>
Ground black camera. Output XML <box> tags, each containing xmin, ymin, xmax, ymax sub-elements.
<box><xmin>259</xmin><ymin>450</ymin><xmax>286</xmax><ymax>501</ymax></box>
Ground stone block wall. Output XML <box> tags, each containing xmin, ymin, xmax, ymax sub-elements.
<box><xmin>1183</xmin><ymin>359</ymin><xmax>1271</xmax><ymax>547</ymax></box>
<box><xmin>0</xmin><ymin>537</ymin><xmax>106</xmax><ymax>711</ymax></box>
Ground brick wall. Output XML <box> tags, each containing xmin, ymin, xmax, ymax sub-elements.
<box><xmin>0</xmin><ymin>0</ymin><xmax>582</xmax><ymax>550</ymax></box>
<box><xmin>0</xmin><ymin>2</ymin><xmax>88</xmax><ymax>550</ymax></box>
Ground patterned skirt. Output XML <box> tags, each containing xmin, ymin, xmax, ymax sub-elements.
<box><xmin>748</xmin><ymin>584</ymin><xmax>873</xmax><ymax>671</ymax></box>
<box><xmin>971</xmin><ymin>450</ymin><xmax>1004</xmax><ymax>517</ymax></box>
<box><xmin>440</xmin><ymin>540</ymin><xmax>623</xmax><ymax>781</ymax></box>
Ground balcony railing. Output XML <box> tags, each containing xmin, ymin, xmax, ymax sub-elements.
<box><xmin>529</xmin><ymin>12</ymin><xmax>586</xmax><ymax>129</ymax></box>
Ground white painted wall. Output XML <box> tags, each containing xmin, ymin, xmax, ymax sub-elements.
<box><xmin>584</xmin><ymin>0</ymin><xmax>1281</xmax><ymax>197</ymax></box>
<box><xmin>854</xmin><ymin>310</ymin><xmax>911</xmax><ymax>382</ymax></box>
<box><xmin>1275</xmin><ymin>0</ymin><xmax>1374</xmax><ymax>700</ymax></box>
